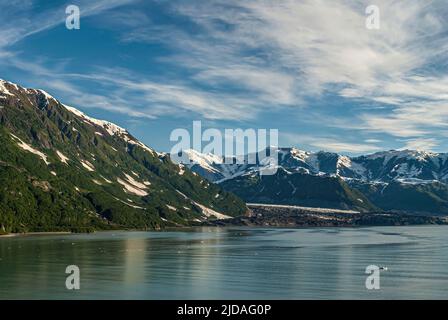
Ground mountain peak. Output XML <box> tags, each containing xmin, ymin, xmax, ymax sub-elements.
<box><xmin>361</xmin><ymin>149</ymin><xmax>442</xmax><ymax>164</ymax></box>
<box><xmin>62</xmin><ymin>104</ymin><xmax>129</xmax><ymax>137</ymax></box>
<box><xmin>182</xmin><ymin>145</ymin><xmax>448</xmax><ymax>185</ymax></box>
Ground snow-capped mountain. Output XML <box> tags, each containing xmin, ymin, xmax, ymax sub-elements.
<box><xmin>0</xmin><ymin>79</ymin><xmax>246</xmax><ymax>233</ymax></box>
<box><xmin>180</xmin><ymin>147</ymin><xmax>448</xmax><ymax>185</ymax></box>
<box><xmin>178</xmin><ymin>148</ymin><xmax>448</xmax><ymax>214</ymax></box>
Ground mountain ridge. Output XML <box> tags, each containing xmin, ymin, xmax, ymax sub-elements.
<box><xmin>181</xmin><ymin>147</ymin><xmax>448</xmax><ymax>184</ymax></box>
<box><xmin>179</xmin><ymin>147</ymin><xmax>448</xmax><ymax>214</ymax></box>
<box><xmin>0</xmin><ymin>78</ymin><xmax>247</xmax><ymax>233</ymax></box>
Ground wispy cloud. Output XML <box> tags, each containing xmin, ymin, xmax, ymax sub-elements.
<box><xmin>283</xmin><ymin>133</ymin><xmax>382</xmax><ymax>154</ymax></box>
<box><xmin>165</xmin><ymin>0</ymin><xmax>445</xmax><ymax>96</ymax></box>
<box><xmin>2</xmin><ymin>0</ymin><xmax>448</xmax><ymax>153</ymax></box>
<box><xmin>310</xmin><ymin>140</ymin><xmax>382</xmax><ymax>154</ymax></box>
<box><xmin>400</xmin><ymin>138</ymin><xmax>439</xmax><ymax>151</ymax></box>
<box><xmin>0</xmin><ymin>0</ymin><xmax>136</xmax><ymax>50</ymax></box>
<box><xmin>5</xmin><ymin>61</ymin><xmax>260</xmax><ymax>120</ymax></box>
<box><xmin>115</xmin><ymin>0</ymin><xmax>448</xmax><ymax>147</ymax></box>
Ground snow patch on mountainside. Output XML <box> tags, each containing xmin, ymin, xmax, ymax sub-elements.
<box><xmin>182</xmin><ymin>149</ymin><xmax>223</xmax><ymax>171</ymax></box>
<box><xmin>0</xmin><ymin>80</ymin><xmax>14</xmax><ymax>96</ymax></box>
<box><xmin>176</xmin><ymin>189</ymin><xmax>188</xmax><ymax>199</ymax></box>
<box><xmin>80</xmin><ymin>160</ymin><xmax>95</xmax><ymax>172</ymax></box>
<box><xmin>63</xmin><ymin>104</ymin><xmax>129</xmax><ymax>137</ymax></box>
<box><xmin>123</xmin><ymin>173</ymin><xmax>148</xmax><ymax>190</ymax></box>
<box><xmin>101</xmin><ymin>176</ymin><xmax>112</xmax><ymax>184</ymax></box>
<box><xmin>38</xmin><ymin>90</ymin><xmax>56</xmax><ymax>106</ymax></box>
<box><xmin>56</xmin><ymin>150</ymin><xmax>69</xmax><ymax>164</ymax></box>
<box><xmin>117</xmin><ymin>178</ymin><xmax>148</xmax><ymax>196</ymax></box>
<box><xmin>138</xmin><ymin>141</ymin><xmax>158</xmax><ymax>156</ymax></box>
<box><xmin>173</xmin><ymin>187</ymin><xmax>231</xmax><ymax>220</ymax></box>
<box><xmin>117</xmin><ymin>173</ymin><xmax>150</xmax><ymax>196</ymax></box>
<box><xmin>194</xmin><ymin>202</ymin><xmax>231</xmax><ymax>219</ymax></box>
<box><xmin>363</xmin><ymin>150</ymin><xmax>437</xmax><ymax>165</ymax></box>
<box><xmin>338</xmin><ymin>156</ymin><xmax>366</xmax><ymax>176</ymax></box>
<box><xmin>113</xmin><ymin>196</ymin><xmax>145</xmax><ymax>209</ymax></box>
<box><xmin>337</xmin><ymin>155</ymin><xmax>351</xmax><ymax>169</ymax></box>
<box><xmin>10</xmin><ymin>133</ymin><xmax>50</xmax><ymax>165</ymax></box>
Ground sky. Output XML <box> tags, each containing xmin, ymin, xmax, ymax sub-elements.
<box><xmin>1</xmin><ymin>0</ymin><xmax>448</xmax><ymax>155</ymax></box>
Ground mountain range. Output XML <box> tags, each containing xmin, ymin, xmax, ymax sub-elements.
<box><xmin>181</xmin><ymin>148</ymin><xmax>448</xmax><ymax>214</ymax></box>
<box><xmin>2</xmin><ymin>76</ymin><xmax>447</xmax><ymax>235</ymax></box>
<box><xmin>0</xmin><ymin>79</ymin><xmax>247</xmax><ymax>233</ymax></box>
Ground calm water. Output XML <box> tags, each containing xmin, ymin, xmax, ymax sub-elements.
<box><xmin>1</xmin><ymin>226</ymin><xmax>448</xmax><ymax>299</ymax></box>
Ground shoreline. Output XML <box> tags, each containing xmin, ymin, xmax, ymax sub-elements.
<box><xmin>2</xmin><ymin>208</ymin><xmax>448</xmax><ymax>238</ymax></box>
<box><xmin>2</xmin><ymin>222</ymin><xmax>448</xmax><ymax>238</ymax></box>
<box><xmin>0</xmin><ymin>231</ymin><xmax>72</xmax><ymax>238</ymax></box>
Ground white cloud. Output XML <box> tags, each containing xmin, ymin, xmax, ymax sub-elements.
<box><xmin>63</xmin><ymin>69</ymin><xmax>260</xmax><ymax>120</ymax></box>
<box><xmin>170</xmin><ymin>0</ymin><xmax>437</xmax><ymax>94</ymax></box>
<box><xmin>401</xmin><ymin>138</ymin><xmax>439</xmax><ymax>151</ymax></box>
<box><xmin>167</xmin><ymin>0</ymin><xmax>448</xmax><ymax>141</ymax></box>
<box><xmin>365</xmin><ymin>139</ymin><xmax>382</xmax><ymax>144</ymax></box>
<box><xmin>0</xmin><ymin>0</ymin><xmax>137</xmax><ymax>50</ymax></box>
<box><xmin>3</xmin><ymin>0</ymin><xmax>448</xmax><ymax>150</ymax></box>
<box><xmin>283</xmin><ymin>132</ymin><xmax>381</xmax><ymax>154</ymax></box>
<box><xmin>312</xmin><ymin>140</ymin><xmax>382</xmax><ymax>154</ymax></box>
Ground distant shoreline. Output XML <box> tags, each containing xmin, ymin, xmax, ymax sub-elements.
<box><xmin>0</xmin><ymin>231</ymin><xmax>72</xmax><ymax>238</ymax></box>
<box><xmin>2</xmin><ymin>204</ymin><xmax>448</xmax><ymax>237</ymax></box>
<box><xmin>204</xmin><ymin>204</ymin><xmax>448</xmax><ymax>228</ymax></box>
<box><xmin>2</xmin><ymin>222</ymin><xmax>448</xmax><ymax>238</ymax></box>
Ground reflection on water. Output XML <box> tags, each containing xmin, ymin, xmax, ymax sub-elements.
<box><xmin>1</xmin><ymin>226</ymin><xmax>448</xmax><ymax>299</ymax></box>
<box><xmin>123</xmin><ymin>237</ymin><xmax>146</xmax><ymax>289</ymax></box>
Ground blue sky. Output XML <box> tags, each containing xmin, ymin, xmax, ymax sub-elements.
<box><xmin>1</xmin><ymin>0</ymin><xmax>448</xmax><ymax>155</ymax></box>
